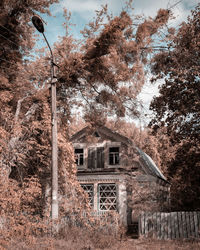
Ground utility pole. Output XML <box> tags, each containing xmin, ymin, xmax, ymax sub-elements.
<box><xmin>32</xmin><ymin>16</ymin><xmax>58</xmax><ymax>219</ymax></box>
<box><xmin>50</xmin><ymin>55</ymin><xmax>58</xmax><ymax>220</ymax></box>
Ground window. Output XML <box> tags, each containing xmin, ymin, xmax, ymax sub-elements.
<box><xmin>98</xmin><ymin>184</ymin><xmax>117</xmax><ymax>211</ymax></box>
<box><xmin>109</xmin><ymin>147</ymin><xmax>119</xmax><ymax>165</ymax></box>
<box><xmin>75</xmin><ymin>148</ymin><xmax>84</xmax><ymax>166</ymax></box>
<box><xmin>81</xmin><ymin>184</ymin><xmax>94</xmax><ymax>208</ymax></box>
<box><xmin>80</xmin><ymin>183</ymin><xmax>118</xmax><ymax>212</ymax></box>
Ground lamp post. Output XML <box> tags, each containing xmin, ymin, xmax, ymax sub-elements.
<box><xmin>32</xmin><ymin>16</ymin><xmax>58</xmax><ymax>220</ymax></box>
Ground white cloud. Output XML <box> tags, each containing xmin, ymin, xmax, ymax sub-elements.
<box><xmin>52</xmin><ymin>0</ymin><xmax>124</xmax><ymax>20</ymax></box>
<box><xmin>61</xmin><ymin>0</ymin><xmax>100</xmax><ymax>13</ymax></box>
<box><xmin>168</xmin><ymin>2</ymin><xmax>190</xmax><ymax>27</ymax></box>
<box><xmin>138</xmin><ymin>76</ymin><xmax>162</xmax><ymax>108</ymax></box>
<box><xmin>132</xmin><ymin>0</ymin><xmax>169</xmax><ymax>18</ymax></box>
<box><xmin>132</xmin><ymin>0</ymin><xmax>198</xmax><ymax>27</ymax></box>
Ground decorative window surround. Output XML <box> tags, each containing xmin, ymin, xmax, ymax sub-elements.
<box><xmin>109</xmin><ymin>147</ymin><xmax>120</xmax><ymax>165</ymax></box>
<box><xmin>98</xmin><ymin>183</ymin><xmax>117</xmax><ymax>211</ymax></box>
<box><xmin>106</xmin><ymin>142</ymin><xmax>121</xmax><ymax>168</ymax></box>
<box><xmin>73</xmin><ymin>142</ymin><xmax>122</xmax><ymax>169</ymax></box>
<box><xmin>78</xmin><ymin>174</ymin><xmax>127</xmax><ymax>226</ymax></box>
<box><xmin>73</xmin><ymin>143</ymin><xmax>87</xmax><ymax>169</ymax></box>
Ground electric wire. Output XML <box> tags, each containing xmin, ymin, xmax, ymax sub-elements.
<box><xmin>0</xmin><ymin>65</ymin><xmax>23</xmax><ymax>75</ymax></box>
<box><xmin>168</xmin><ymin>0</ymin><xmax>183</xmax><ymax>10</ymax></box>
<box><xmin>0</xmin><ymin>57</ymin><xmax>16</xmax><ymax>65</ymax></box>
<box><xmin>0</xmin><ymin>33</ymin><xmax>19</xmax><ymax>47</ymax></box>
<box><xmin>0</xmin><ymin>24</ymin><xmax>19</xmax><ymax>38</ymax></box>
<box><xmin>0</xmin><ymin>58</ymin><xmax>30</xmax><ymax>75</ymax></box>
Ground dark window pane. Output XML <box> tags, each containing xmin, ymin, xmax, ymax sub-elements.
<box><xmin>109</xmin><ymin>147</ymin><xmax>119</xmax><ymax>165</ymax></box>
<box><xmin>88</xmin><ymin>148</ymin><xmax>95</xmax><ymax>169</ymax></box>
<box><xmin>97</xmin><ymin>147</ymin><xmax>104</xmax><ymax>169</ymax></box>
<box><xmin>75</xmin><ymin>148</ymin><xmax>84</xmax><ymax>166</ymax></box>
<box><xmin>94</xmin><ymin>131</ymin><xmax>100</xmax><ymax>137</ymax></box>
<box><xmin>75</xmin><ymin>148</ymin><xmax>83</xmax><ymax>154</ymax></box>
<box><xmin>109</xmin><ymin>147</ymin><xmax>119</xmax><ymax>153</ymax></box>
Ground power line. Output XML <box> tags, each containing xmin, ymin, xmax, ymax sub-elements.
<box><xmin>0</xmin><ymin>58</ymin><xmax>27</xmax><ymax>72</ymax></box>
<box><xmin>0</xmin><ymin>57</ymin><xmax>16</xmax><ymax>65</ymax></box>
<box><xmin>168</xmin><ymin>0</ymin><xmax>183</xmax><ymax>10</ymax></box>
<box><xmin>0</xmin><ymin>24</ymin><xmax>19</xmax><ymax>38</ymax></box>
<box><xmin>0</xmin><ymin>33</ymin><xmax>19</xmax><ymax>47</ymax></box>
<box><xmin>0</xmin><ymin>57</ymin><xmax>25</xmax><ymax>66</ymax></box>
<box><xmin>0</xmin><ymin>65</ymin><xmax>21</xmax><ymax>74</ymax></box>
<box><xmin>0</xmin><ymin>47</ymin><xmax>20</xmax><ymax>52</ymax></box>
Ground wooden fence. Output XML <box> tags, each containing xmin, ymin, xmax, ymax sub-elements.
<box><xmin>139</xmin><ymin>211</ymin><xmax>200</xmax><ymax>239</ymax></box>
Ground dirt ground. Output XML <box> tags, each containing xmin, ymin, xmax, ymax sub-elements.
<box><xmin>4</xmin><ymin>237</ymin><xmax>200</xmax><ymax>250</ymax></box>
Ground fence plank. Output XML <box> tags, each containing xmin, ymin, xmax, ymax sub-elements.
<box><xmin>197</xmin><ymin>211</ymin><xmax>200</xmax><ymax>234</ymax></box>
<box><xmin>193</xmin><ymin>212</ymin><xmax>198</xmax><ymax>238</ymax></box>
<box><xmin>186</xmin><ymin>211</ymin><xmax>191</xmax><ymax>237</ymax></box>
<box><xmin>158</xmin><ymin>212</ymin><xmax>161</xmax><ymax>239</ymax></box>
<box><xmin>163</xmin><ymin>213</ymin><xmax>168</xmax><ymax>240</ymax></box>
<box><xmin>160</xmin><ymin>213</ymin><xmax>165</xmax><ymax>239</ymax></box>
<box><xmin>170</xmin><ymin>212</ymin><xmax>176</xmax><ymax>239</ymax></box>
<box><xmin>178</xmin><ymin>212</ymin><xmax>183</xmax><ymax>238</ymax></box>
<box><xmin>182</xmin><ymin>211</ymin><xmax>187</xmax><ymax>238</ymax></box>
<box><xmin>176</xmin><ymin>212</ymin><xmax>180</xmax><ymax>239</ymax></box>
<box><xmin>153</xmin><ymin>212</ymin><xmax>158</xmax><ymax>239</ymax></box>
<box><xmin>167</xmin><ymin>213</ymin><xmax>170</xmax><ymax>239</ymax></box>
<box><xmin>190</xmin><ymin>212</ymin><xmax>195</xmax><ymax>238</ymax></box>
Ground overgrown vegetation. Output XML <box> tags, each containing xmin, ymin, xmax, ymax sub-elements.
<box><xmin>150</xmin><ymin>3</ymin><xmax>200</xmax><ymax>210</ymax></box>
<box><xmin>0</xmin><ymin>0</ymin><xmax>199</xmax><ymax>247</ymax></box>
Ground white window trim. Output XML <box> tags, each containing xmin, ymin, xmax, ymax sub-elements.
<box><xmin>73</xmin><ymin>143</ymin><xmax>87</xmax><ymax>169</ymax></box>
<box><xmin>106</xmin><ymin>142</ymin><xmax>121</xmax><ymax>168</ymax></box>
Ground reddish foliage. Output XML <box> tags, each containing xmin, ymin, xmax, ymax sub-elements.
<box><xmin>150</xmin><ymin>4</ymin><xmax>200</xmax><ymax>210</ymax></box>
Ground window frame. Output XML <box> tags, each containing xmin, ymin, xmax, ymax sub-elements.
<box><xmin>81</xmin><ymin>183</ymin><xmax>94</xmax><ymax>209</ymax></box>
<box><xmin>98</xmin><ymin>183</ymin><xmax>118</xmax><ymax>211</ymax></box>
<box><xmin>109</xmin><ymin>147</ymin><xmax>120</xmax><ymax>165</ymax></box>
<box><xmin>73</xmin><ymin>143</ymin><xmax>87</xmax><ymax>169</ymax></box>
<box><xmin>107</xmin><ymin>142</ymin><xmax>121</xmax><ymax>168</ymax></box>
<box><xmin>79</xmin><ymin>182</ymin><xmax>119</xmax><ymax>212</ymax></box>
<box><xmin>75</xmin><ymin>148</ymin><xmax>84</xmax><ymax>166</ymax></box>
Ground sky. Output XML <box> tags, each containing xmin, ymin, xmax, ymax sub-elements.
<box><xmin>40</xmin><ymin>0</ymin><xmax>199</xmax><ymax>47</ymax></box>
<box><xmin>35</xmin><ymin>0</ymin><xmax>199</xmax><ymax>126</ymax></box>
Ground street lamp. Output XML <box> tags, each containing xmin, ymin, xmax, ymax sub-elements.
<box><xmin>32</xmin><ymin>15</ymin><xmax>58</xmax><ymax>220</ymax></box>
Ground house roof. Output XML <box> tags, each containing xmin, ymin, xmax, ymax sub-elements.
<box><xmin>136</xmin><ymin>147</ymin><xmax>167</xmax><ymax>181</ymax></box>
<box><xmin>70</xmin><ymin>125</ymin><xmax>168</xmax><ymax>183</ymax></box>
<box><xmin>70</xmin><ymin>125</ymin><xmax>132</xmax><ymax>145</ymax></box>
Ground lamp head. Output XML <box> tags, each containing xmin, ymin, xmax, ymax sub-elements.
<box><xmin>32</xmin><ymin>16</ymin><xmax>44</xmax><ymax>33</ymax></box>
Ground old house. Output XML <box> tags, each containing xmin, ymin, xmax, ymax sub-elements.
<box><xmin>70</xmin><ymin>126</ymin><xmax>169</xmax><ymax>228</ymax></box>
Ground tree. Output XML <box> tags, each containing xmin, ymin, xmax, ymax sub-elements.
<box><xmin>150</xmin><ymin>4</ymin><xmax>200</xmax><ymax>141</ymax></box>
<box><xmin>149</xmin><ymin>4</ymin><xmax>200</xmax><ymax>210</ymax></box>
<box><xmin>52</xmin><ymin>7</ymin><xmax>171</xmax><ymax>126</ymax></box>
<box><xmin>0</xmin><ymin>0</ymin><xmax>59</xmax><ymax>174</ymax></box>
<box><xmin>0</xmin><ymin>0</ymin><xmax>71</xmax><ymax>222</ymax></box>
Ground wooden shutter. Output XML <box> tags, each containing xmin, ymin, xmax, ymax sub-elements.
<box><xmin>88</xmin><ymin>148</ymin><xmax>95</xmax><ymax>169</ymax></box>
<box><xmin>97</xmin><ymin>147</ymin><xmax>104</xmax><ymax>169</ymax></box>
